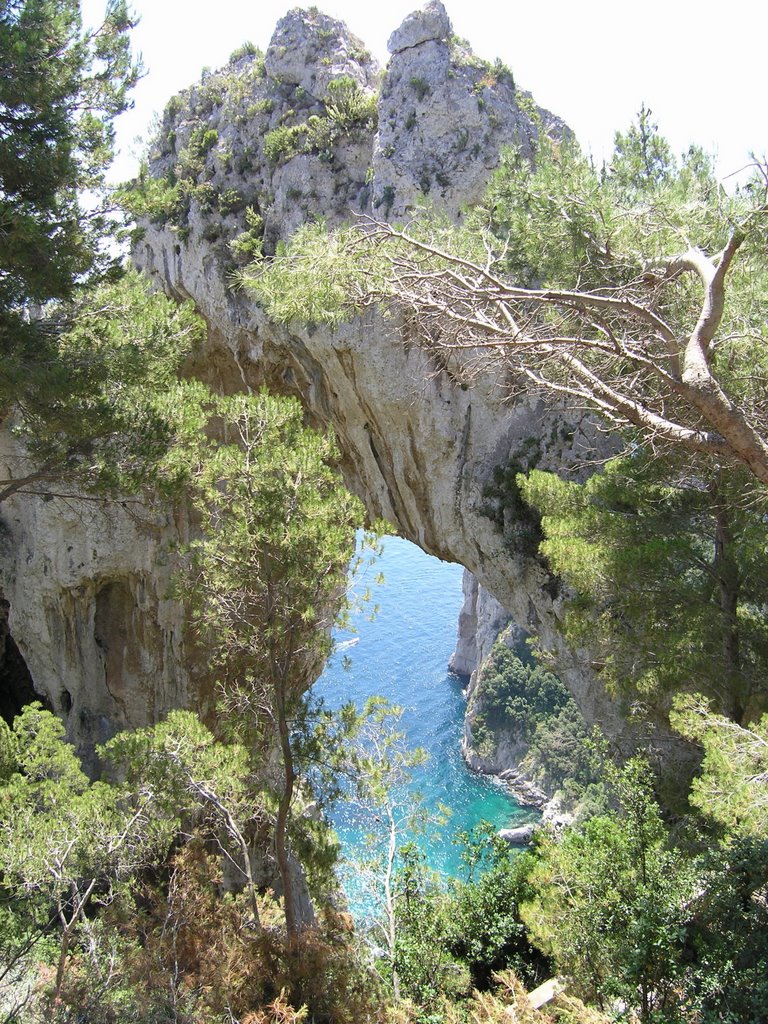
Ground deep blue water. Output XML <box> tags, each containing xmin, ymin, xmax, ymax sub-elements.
<box><xmin>313</xmin><ymin>535</ymin><xmax>534</xmax><ymax>885</ymax></box>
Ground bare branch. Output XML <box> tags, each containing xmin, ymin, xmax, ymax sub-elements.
<box><xmin>351</xmin><ymin>220</ymin><xmax>768</xmax><ymax>487</ymax></box>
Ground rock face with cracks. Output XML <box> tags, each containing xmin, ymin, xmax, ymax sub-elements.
<box><xmin>0</xmin><ymin>424</ymin><xmax>202</xmax><ymax>766</ymax></box>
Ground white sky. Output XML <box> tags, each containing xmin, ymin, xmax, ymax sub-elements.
<box><xmin>82</xmin><ymin>0</ymin><xmax>766</xmax><ymax>184</ymax></box>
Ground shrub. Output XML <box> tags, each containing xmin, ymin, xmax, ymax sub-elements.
<box><xmin>230</xmin><ymin>207</ymin><xmax>265</xmax><ymax>264</ymax></box>
<box><xmin>229</xmin><ymin>40</ymin><xmax>258</xmax><ymax>61</ymax></box>
<box><xmin>324</xmin><ymin>76</ymin><xmax>378</xmax><ymax>131</ymax></box>
<box><xmin>118</xmin><ymin>166</ymin><xmax>181</xmax><ymax>225</ymax></box>
<box><xmin>410</xmin><ymin>76</ymin><xmax>431</xmax><ymax>101</ymax></box>
<box><xmin>263</xmin><ymin>123</ymin><xmax>305</xmax><ymax>164</ymax></box>
<box><xmin>473</xmin><ymin>641</ymin><xmax>569</xmax><ymax>741</ymax></box>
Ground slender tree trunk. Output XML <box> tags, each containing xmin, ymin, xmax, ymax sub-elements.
<box><xmin>54</xmin><ymin>880</ymin><xmax>96</xmax><ymax>1000</ymax></box>
<box><xmin>54</xmin><ymin>897</ymin><xmax>77</xmax><ymax>1000</ymax></box>
<box><xmin>54</xmin><ymin>925</ymin><xmax>72</xmax><ymax>1001</ymax></box>
<box><xmin>274</xmin><ymin>687</ymin><xmax>297</xmax><ymax>939</ymax></box>
<box><xmin>641</xmin><ymin>980</ymin><xmax>650</xmax><ymax>1022</ymax></box>
<box><xmin>383</xmin><ymin>802</ymin><xmax>400</xmax><ymax>1000</ymax></box>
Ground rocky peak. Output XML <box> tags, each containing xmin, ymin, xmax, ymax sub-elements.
<box><xmin>265</xmin><ymin>7</ymin><xmax>378</xmax><ymax>99</ymax></box>
<box><xmin>387</xmin><ymin>0</ymin><xmax>452</xmax><ymax>54</ymax></box>
<box><xmin>374</xmin><ymin>16</ymin><xmax>537</xmax><ymax>219</ymax></box>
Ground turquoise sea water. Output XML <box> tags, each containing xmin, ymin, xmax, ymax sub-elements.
<box><xmin>313</xmin><ymin>535</ymin><xmax>535</xmax><ymax>883</ymax></box>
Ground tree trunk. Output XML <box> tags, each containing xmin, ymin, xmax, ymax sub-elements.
<box><xmin>274</xmin><ymin>688</ymin><xmax>297</xmax><ymax>939</ymax></box>
<box><xmin>54</xmin><ymin>925</ymin><xmax>72</xmax><ymax>1001</ymax></box>
<box><xmin>384</xmin><ymin>802</ymin><xmax>400</xmax><ymax>1000</ymax></box>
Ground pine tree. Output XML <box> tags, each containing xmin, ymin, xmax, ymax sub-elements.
<box><xmin>0</xmin><ymin>0</ymin><xmax>140</xmax><ymax>375</ymax></box>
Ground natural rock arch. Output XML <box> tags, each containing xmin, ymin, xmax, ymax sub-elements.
<box><xmin>132</xmin><ymin>4</ymin><xmax>641</xmax><ymax>749</ymax></box>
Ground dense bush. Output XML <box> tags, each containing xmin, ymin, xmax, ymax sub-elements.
<box><xmin>469</xmin><ymin>639</ymin><xmax>601</xmax><ymax>806</ymax></box>
<box><xmin>385</xmin><ymin>836</ymin><xmax>549</xmax><ymax>1017</ymax></box>
<box><xmin>473</xmin><ymin>641</ymin><xmax>569</xmax><ymax>741</ymax></box>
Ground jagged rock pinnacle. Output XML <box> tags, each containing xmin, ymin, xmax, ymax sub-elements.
<box><xmin>265</xmin><ymin>7</ymin><xmax>378</xmax><ymax>97</ymax></box>
<box><xmin>388</xmin><ymin>1</ymin><xmax>452</xmax><ymax>54</ymax></box>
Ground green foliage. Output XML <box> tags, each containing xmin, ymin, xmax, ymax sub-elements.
<box><xmin>120</xmin><ymin>59</ymin><xmax>265</xmax><ymax>230</ymax></box>
<box><xmin>117</xmin><ymin>163</ymin><xmax>182</xmax><ymax>225</ymax></box>
<box><xmin>229</xmin><ymin>204</ymin><xmax>265</xmax><ymax>263</ymax></box>
<box><xmin>671</xmin><ymin>694</ymin><xmax>768</xmax><ymax>834</ymax></box>
<box><xmin>3</xmin><ymin>269</ymin><xmax>207</xmax><ymax>502</ymax></box>
<box><xmin>409</xmin><ymin>76</ymin><xmax>431</xmax><ymax>101</ymax></box>
<box><xmin>387</xmin><ymin>839</ymin><xmax>547</xmax><ymax>1016</ymax></box>
<box><xmin>179</xmin><ymin>389</ymin><xmax>365</xmax><ymax>935</ymax></box>
<box><xmin>174</xmin><ymin>123</ymin><xmax>219</xmax><ymax>183</ymax></box>
<box><xmin>182</xmin><ymin>390</ymin><xmax>363</xmax><ymax>698</ymax></box>
<box><xmin>524</xmin><ymin>704</ymin><xmax>604</xmax><ymax>806</ymax></box>
<box><xmin>0</xmin><ymin>702</ymin><xmax>382</xmax><ymax>1021</ymax></box>
<box><xmin>0</xmin><ymin>0</ymin><xmax>140</xmax><ymax>353</ymax></box>
<box><xmin>102</xmin><ymin>709</ymin><xmax>252</xmax><ymax>830</ymax></box>
<box><xmin>480</xmin><ymin>458</ymin><xmax>544</xmax><ymax>557</ymax></box>
<box><xmin>344</xmin><ymin>712</ymin><xmax>550</xmax><ymax>1014</ymax></box>
<box><xmin>442</xmin><ymin>831</ymin><xmax>546</xmax><ymax>991</ymax></box>
<box><xmin>522</xmin><ymin>743</ymin><xmax>768</xmax><ymax>1022</ymax></box>
<box><xmin>684</xmin><ymin>836</ymin><xmax>768</xmax><ymax>1023</ymax></box>
<box><xmin>263</xmin><ymin>122</ymin><xmax>306</xmax><ymax>164</ymax></box>
<box><xmin>468</xmin><ymin>638</ymin><xmax>600</xmax><ymax>806</ymax></box>
<box><xmin>250</xmin><ymin>207</ymin><xmax>494</xmax><ymax>331</ymax></box>
<box><xmin>218</xmin><ymin>186</ymin><xmax>246</xmax><ymax>214</ymax></box>
<box><xmin>0</xmin><ymin>704</ymin><xmax>174</xmax><ymax>1005</ymax></box>
<box><xmin>479</xmin><ymin>107</ymin><xmax>735</xmax><ymax>296</ymax></box>
<box><xmin>478</xmin><ymin>115</ymin><xmax>768</xmax><ymax>485</ymax></box>
<box><xmin>263</xmin><ymin>76</ymin><xmax>376</xmax><ymax>166</ymax></box>
<box><xmin>246</xmin><ymin>222</ymin><xmax>374</xmax><ymax>326</ymax></box>
<box><xmin>324</xmin><ymin>75</ymin><xmax>378</xmax><ymax>131</ymax></box>
<box><xmin>9</xmin><ymin>41</ymin><xmax>768</xmax><ymax>1024</ymax></box>
<box><xmin>472</xmin><ymin>640</ymin><xmax>569</xmax><ymax>742</ymax></box>
<box><xmin>520</xmin><ymin>456</ymin><xmax>768</xmax><ymax>720</ymax></box>
<box><xmin>229</xmin><ymin>39</ymin><xmax>259</xmax><ymax>61</ymax></box>
<box><xmin>523</xmin><ymin>759</ymin><xmax>697</xmax><ymax>1019</ymax></box>
<box><xmin>448</xmin><ymin>33</ymin><xmax>515</xmax><ymax>90</ymax></box>
<box><xmin>390</xmin><ymin>847</ymin><xmax>473</xmax><ymax>1012</ymax></box>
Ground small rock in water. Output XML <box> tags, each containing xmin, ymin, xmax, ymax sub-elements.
<box><xmin>498</xmin><ymin>823</ymin><xmax>536</xmax><ymax>845</ymax></box>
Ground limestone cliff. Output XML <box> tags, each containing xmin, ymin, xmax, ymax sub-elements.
<box><xmin>448</xmin><ymin>570</ymin><xmax>510</xmax><ymax>683</ymax></box>
<box><xmin>450</xmin><ymin>592</ymin><xmax>551</xmax><ymax>809</ymax></box>
<box><xmin>454</xmin><ymin>613</ymin><xmax>571</xmax><ymax>812</ymax></box>
<box><xmin>0</xmin><ymin>423</ymin><xmax>203</xmax><ymax>766</ymax></box>
<box><xmin>448</xmin><ymin>571</ymin><xmax>531</xmax><ymax>782</ymax></box>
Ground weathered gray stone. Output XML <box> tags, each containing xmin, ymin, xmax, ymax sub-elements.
<box><xmin>265</xmin><ymin>8</ymin><xmax>377</xmax><ymax>97</ymax></box>
<box><xmin>498</xmin><ymin>823</ymin><xmax>536</xmax><ymax>845</ymax></box>
<box><xmin>387</xmin><ymin>0</ymin><xmax>452</xmax><ymax>54</ymax></box>
<box><xmin>450</xmin><ymin>572</ymin><xmax>515</xmax><ymax>686</ymax></box>
<box><xmin>0</xmin><ymin>422</ymin><xmax>200</xmax><ymax>767</ymax></box>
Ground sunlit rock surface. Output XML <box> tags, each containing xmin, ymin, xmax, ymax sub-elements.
<box><xmin>0</xmin><ymin>425</ymin><xmax>203</xmax><ymax>765</ymax></box>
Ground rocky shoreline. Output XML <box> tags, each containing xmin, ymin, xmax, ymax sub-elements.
<box><xmin>450</xmin><ymin>572</ymin><xmax>575</xmax><ymax>835</ymax></box>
